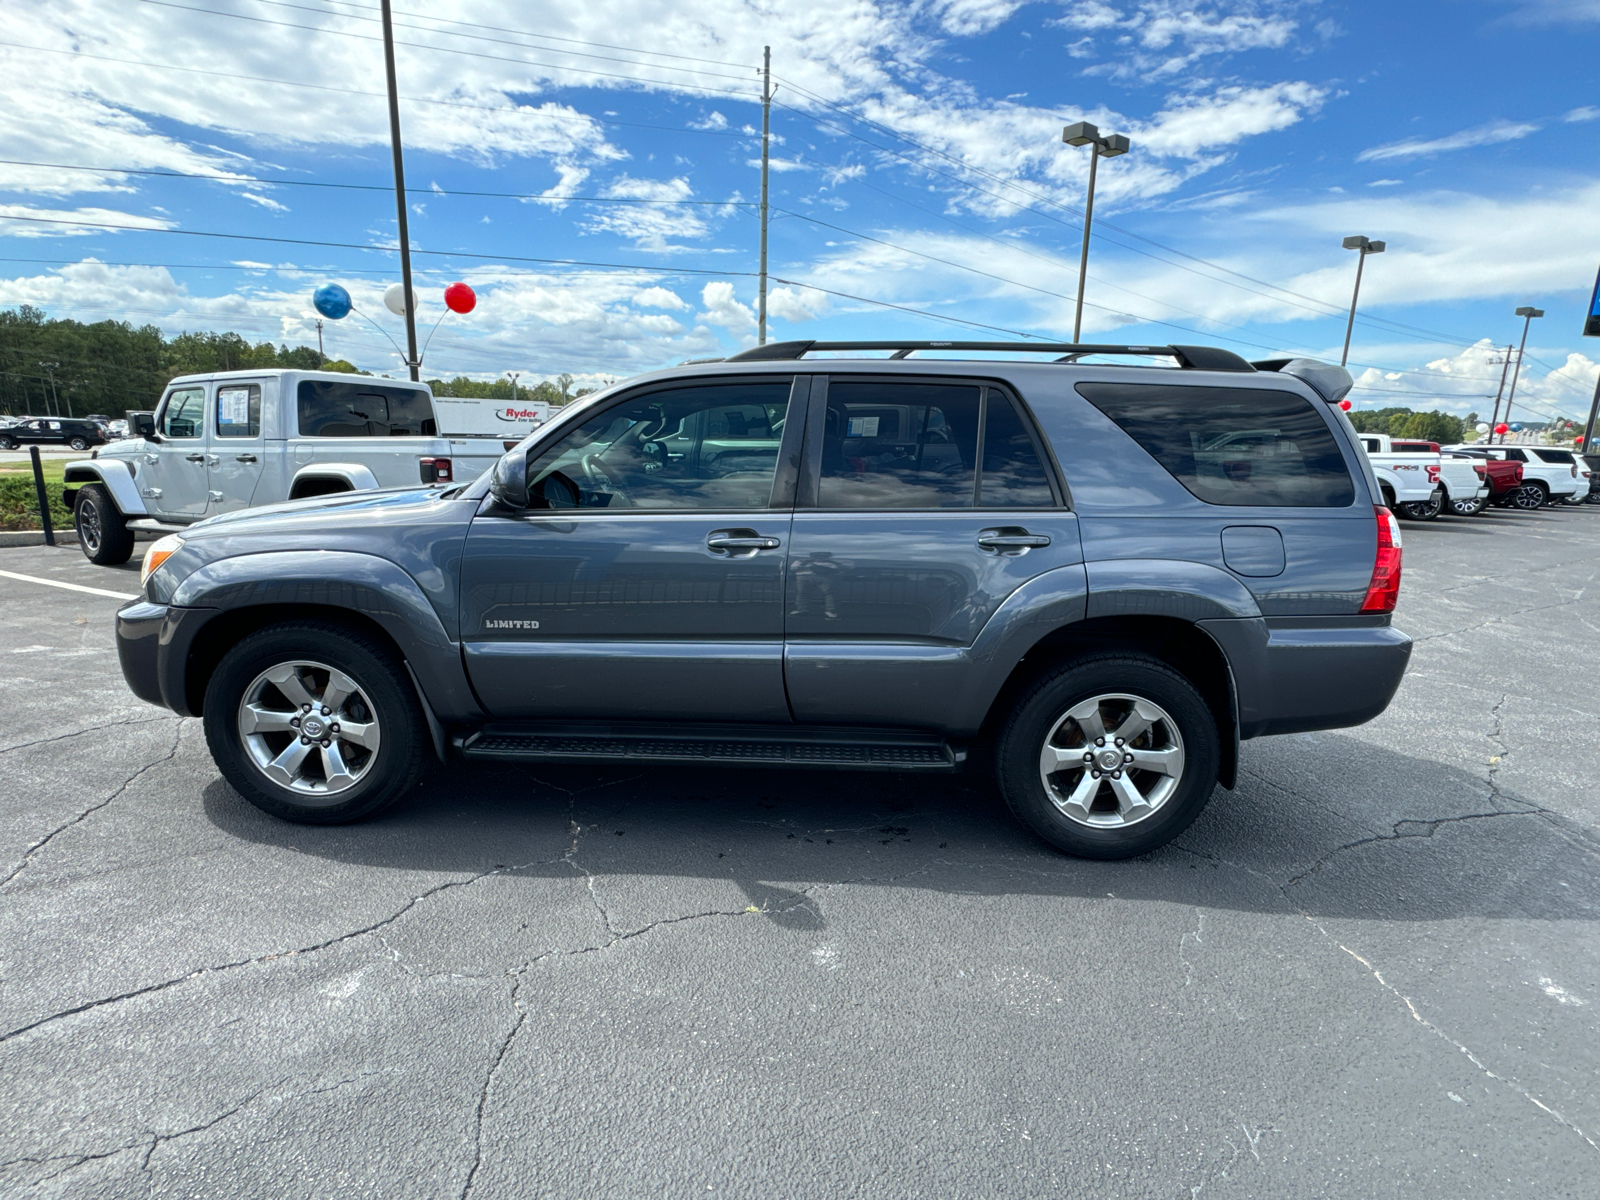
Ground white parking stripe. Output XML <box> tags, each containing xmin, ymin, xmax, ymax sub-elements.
<box><xmin>0</xmin><ymin>568</ymin><xmax>138</xmax><ymax>601</ymax></box>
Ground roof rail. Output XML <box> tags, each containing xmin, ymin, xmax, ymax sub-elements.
<box><xmin>724</xmin><ymin>340</ymin><xmax>1255</xmax><ymax>372</ymax></box>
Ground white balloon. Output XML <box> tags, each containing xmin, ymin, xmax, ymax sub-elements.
<box><xmin>1475</xmin><ymin>423</ymin><xmax>1490</xmax><ymax>433</ymax></box>
<box><xmin>383</xmin><ymin>282</ymin><xmax>411</xmax><ymax>315</ymax></box>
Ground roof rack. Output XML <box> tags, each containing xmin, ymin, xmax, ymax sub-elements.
<box><xmin>723</xmin><ymin>340</ymin><xmax>1255</xmax><ymax>372</ymax></box>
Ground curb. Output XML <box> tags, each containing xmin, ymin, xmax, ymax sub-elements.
<box><xmin>0</xmin><ymin>530</ymin><xmax>164</xmax><ymax>548</ymax></box>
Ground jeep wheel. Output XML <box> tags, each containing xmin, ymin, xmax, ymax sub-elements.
<box><xmin>74</xmin><ymin>483</ymin><xmax>135</xmax><ymax>565</ymax></box>
<box><xmin>203</xmin><ymin>622</ymin><xmax>426</xmax><ymax>824</ymax></box>
<box><xmin>996</xmin><ymin>655</ymin><xmax>1220</xmax><ymax>860</ymax></box>
<box><xmin>69</xmin><ymin>436</ymin><xmax>89</xmax><ymax>451</ymax></box>
<box><xmin>1449</xmin><ymin>493</ymin><xmax>1488</xmax><ymax>517</ymax></box>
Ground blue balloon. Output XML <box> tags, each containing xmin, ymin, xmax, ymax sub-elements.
<box><xmin>313</xmin><ymin>283</ymin><xmax>352</xmax><ymax>320</ymax></box>
<box><xmin>1509</xmin><ymin>422</ymin><xmax>1523</xmax><ymax>433</ymax></box>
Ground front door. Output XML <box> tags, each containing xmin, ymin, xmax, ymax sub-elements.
<box><xmin>207</xmin><ymin>380</ymin><xmax>266</xmax><ymax>513</ymax></box>
<box><xmin>784</xmin><ymin>376</ymin><xmax>1085</xmax><ymax>727</ymax></box>
<box><xmin>146</xmin><ymin>385</ymin><xmax>211</xmax><ymax>519</ymax></box>
<box><xmin>460</xmin><ymin>375</ymin><xmax>808</xmax><ymax>722</ymax></box>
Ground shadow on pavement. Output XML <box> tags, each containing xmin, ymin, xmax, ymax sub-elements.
<box><xmin>201</xmin><ymin>732</ymin><xmax>1600</xmax><ymax>925</ymax></box>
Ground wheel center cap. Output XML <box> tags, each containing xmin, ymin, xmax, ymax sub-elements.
<box><xmin>301</xmin><ymin>717</ymin><xmax>326</xmax><ymax>739</ymax></box>
<box><xmin>1097</xmin><ymin>749</ymin><xmax>1123</xmax><ymax>771</ymax></box>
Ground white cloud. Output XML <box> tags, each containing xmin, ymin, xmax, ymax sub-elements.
<box><xmin>632</xmin><ymin>286</ymin><xmax>689</xmax><ymax>310</ymax></box>
<box><xmin>1053</xmin><ymin>1</ymin><xmax>1298</xmax><ymax>81</ymax></box>
<box><xmin>241</xmin><ymin>193</ymin><xmax>288</xmax><ymax>212</ymax></box>
<box><xmin>1356</xmin><ymin>120</ymin><xmax>1540</xmax><ymax>163</ymax></box>
<box><xmin>765</xmin><ymin>286</ymin><xmax>828</xmax><ymax>322</ymax></box>
<box><xmin>1137</xmin><ymin>83</ymin><xmax>1328</xmax><ymax>157</ymax></box>
<box><xmin>690</xmin><ymin>111</ymin><xmax>730</xmax><ymax>131</ymax></box>
<box><xmin>700</xmin><ymin>281</ymin><xmax>754</xmax><ymax>331</ymax></box>
<box><xmin>0</xmin><ymin>204</ymin><xmax>175</xmax><ymax>237</ymax></box>
<box><xmin>582</xmin><ymin>176</ymin><xmax>713</xmax><ymax>250</ymax></box>
<box><xmin>1350</xmin><ymin>341</ymin><xmax>1599</xmax><ymax>421</ymax></box>
<box><xmin>933</xmin><ymin>0</ymin><xmax>1027</xmax><ymax>36</ymax></box>
<box><xmin>1367</xmin><ymin>179</ymin><xmax>1403</xmax><ymax>187</ymax></box>
<box><xmin>1565</xmin><ymin>105</ymin><xmax>1600</xmax><ymax>122</ymax></box>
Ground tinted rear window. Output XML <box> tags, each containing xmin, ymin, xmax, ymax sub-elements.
<box><xmin>297</xmin><ymin>381</ymin><xmax>436</xmax><ymax>437</ymax></box>
<box><xmin>1530</xmin><ymin>448</ymin><xmax>1574</xmax><ymax>464</ymax></box>
<box><xmin>1078</xmin><ymin>383</ymin><xmax>1356</xmax><ymax>507</ymax></box>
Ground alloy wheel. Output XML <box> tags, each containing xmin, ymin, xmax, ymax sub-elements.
<box><xmin>237</xmin><ymin>660</ymin><xmax>381</xmax><ymax>799</ymax></box>
<box><xmin>78</xmin><ymin>499</ymin><xmax>102</xmax><ymax>553</ymax></box>
<box><xmin>1038</xmin><ymin>693</ymin><xmax>1186</xmax><ymax>829</ymax></box>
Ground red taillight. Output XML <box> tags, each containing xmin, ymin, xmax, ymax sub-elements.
<box><xmin>1425</xmin><ymin>464</ymin><xmax>1440</xmax><ymax>484</ymax></box>
<box><xmin>1361</xmin><ymin>505</ymin><xmax>1403</xmax><ymax>614</ymax></box>
<box><xmin>1472</xmin><ymin>463</ymin><xmax>1487</xmax><ymax>478</ymax></box>
<box><xmin>419</xmin><ymin>456</ymin><xmax>452</xmax><ymax>484</ymax></box>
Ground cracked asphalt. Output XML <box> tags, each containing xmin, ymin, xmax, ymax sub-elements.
<box><xmin>2</xmin><ymin>502</ymin><xmax>1598</xmax><ymax>1199</ymax></box>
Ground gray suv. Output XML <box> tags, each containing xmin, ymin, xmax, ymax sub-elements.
<box><xmin>115</xmin><ymin>341</ymin><xmax>1411</xmax><ymax>859</ymax></box>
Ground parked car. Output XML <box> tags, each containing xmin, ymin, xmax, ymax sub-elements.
<box><xmin>1584</xmin><ymin>454</ymin><xmax>1600</xmax><ymax>504</ymax></box>
<box><xmin>1444</xmin><ymin>443</ymin><xmax>1583</xmax><ymax>507</ymax></box>
<box><xmin>1445</xmin><ymin>451</ymin><xmax>1524</xmax><ymax>512</ymax></box>
<box><xmin>113</xmin><ymin>341</ymin><xmax>1412</xmax><ymax>860</ymax></box>
<box><xmin>1354</xmin><ymin>433</ymin><xmax>1486</xmax><ymax>520</ymax></box>
<box><xmin>0</xmin><ymin>416</ymin><xmax>108</xmax><ymax>452</ymax></box>
<box><xmin>1522</xmin><ymin>446</ymin><xmax>1593</xmax><ymax>505</ymax></box>
<box><xmin>63</xmin><ymin>371</ymin><xmax>516</xmax><ymax>566</ymax></box>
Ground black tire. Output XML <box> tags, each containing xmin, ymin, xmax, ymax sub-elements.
<box><xmin>74</xmin><ymin>483</ymin><xmax>136</xmax><ymax>565</ymax></box>
<box><xmin>996</xmin><ymin>655</ymin><xmax>1221</xmax><ymax>860</ymax></box>
<box><xmin>68</xmin><ymin>436</ymin><xmax>89</xmax><ymax>451</ymax></box>
<box><xmin>202</xmin><ymin>621</ymin><xmax>427</xmax><ymax>824</ymax></box>
<box><xmin>1449</xmin><ymin>493</ymin><xmax>1488</xmax><ymax>517</ymax></box>
<box><xmin>0</xmin><ymin>436</ymin><xmax>15</xmax><ymax>450</ymax></box>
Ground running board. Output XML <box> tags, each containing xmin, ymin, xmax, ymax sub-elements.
<box><xmin>457</xmin><ymin>723</ymin><xmax>963</xmax><ymax>771</ymax></box>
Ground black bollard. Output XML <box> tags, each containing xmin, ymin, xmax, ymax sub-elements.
<box><xmin>30</xmin><ymin>444</ymin><xmax>55</xmax><ymax>547</ymax></box>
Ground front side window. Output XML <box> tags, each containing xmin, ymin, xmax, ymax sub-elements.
<box><xmin>297</xmin><ymin>381</ymin><xmax>436</xmax><ymax>437</ymax></box>
<box><xmin>215</xmin><ymin>384</ymin><xmax>261</xmax><ymax>438</ymax></box>
<box><xmin>160</xmin><ymin>388</ymin><xmax>206</xmax><ymax>438</ymax></box>
<box><xmin>1079</xmin><ymin>383</ymin><xmax>1356</xmax><ymax>507</ymax></box>
<box><xmin>525</xmin><ymin>380</ymin><xmax>793</xmax><ymax>510</ymax></box>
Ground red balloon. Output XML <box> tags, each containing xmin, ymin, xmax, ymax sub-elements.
<box><xmin>1494</xmin><ymin>422</ymin><xmax>1509</xmax><ymax>434</ymax></box>
<box><xmin>1338</xmin><ymin>399</ymin><xmax>1352</xmax><ymax>411</ymax></box>
<box><xmin>444</xmin><ymin>281</ymin><xmax>476</xmax><ymax>314</ymax></box>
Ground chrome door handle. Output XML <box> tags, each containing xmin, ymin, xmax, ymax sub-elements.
<box><xmin>185</xmin><ymin>453</ymin><xmax>206</xmax><ymax>462</ymax></box>
<box><xmin>144</xmin><ymin>454</ymin><xmax>159</xmax><ymax>464</ymax></box>
<box><xmin>706</xmin><ymin>532</ymin><xmax>782</xmax><ymax>553</ymax></box>
<box><xmin>978</xmin><ymin>529</ymin><xmax>1051</xmax><ymax>553</ymax></box>
<box><xmin>235</xmin><ymin>454</ymin><xmax>257</xmax><ymax>463</ymax></box>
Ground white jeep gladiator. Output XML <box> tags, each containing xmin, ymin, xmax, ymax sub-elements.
<box><xmin>1356</xmin><ymin>433</ymin><xmax>1487</xmax><ymax>520</ymax></box>
<box><xmin>63</xmin><ymin>370</ymin><xmax>513</xmax><ymax>564</ymax></box>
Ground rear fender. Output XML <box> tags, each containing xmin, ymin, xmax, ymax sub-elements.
<box><xmin>165</xmin><ymin>550</ymin><xmax>481</xmax><ymax>722</ymax></box>
<box><xmin>289</xmin><ymin>462</ymin><xmax>380</xmax><ymax>498</ymax></box>
<box><xmin>62</xmin><ymin>458</ymin><xmax>148</xmax><ymax>515</ymax></box>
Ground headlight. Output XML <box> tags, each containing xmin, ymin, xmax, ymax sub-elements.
<box><xmin>141</xmin><ymin>534</ymin><xmax>184</xmax><ymax>586</ymax></box>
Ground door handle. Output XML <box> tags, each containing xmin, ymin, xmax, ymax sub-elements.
<box><xmin>185</xmin><ymin>453</ymin><xmax>206</xmax><ymax>463</ymax></box>
<box><xmin>235</xmin><ymin>454</ymin><xmax>257</xmax><ymax>463</ymax></box>
<box><xmin>977</xmin><ymin>528</ymin><xmax>1051</xmax><ymax>553</ymax></box>
<box><xmin>706</xmin><ymin>531</ymin><xmax>782</xmax><ymax>554</ymax></box>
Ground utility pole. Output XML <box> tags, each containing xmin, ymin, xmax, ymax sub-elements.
<box><xmin>1501</xmin><ymin>305</ymin><xmax>1543</xmax><ymax>443</ymax></box>
<box><xmin>508</xmin><ymin>371</ymin><xmax>520</xmax><ymax>407</ymax></box>
<box><xmin>380</xmin><ymin>0</ymin><xmax>420</xmax><ymax>382</ymax></box>
<box><xmin>1486</xmin><ymin>344</ymin><xmax>1512</xmax><ymax>439</ymax></box>
<box><xmin>757</xmin><ymin>45</ymin><xmax>771</xmax><ymax>346</ymax></box>
<box><xmin>1339</xmin><ymin>236</ymin><xmax>1386</xmax><ymax>367</ymax></box>
<box><xmin>1581</xmin><ymin>370</ymin><xmax>1600</xmax><ymax>457</ymax></box>
<box><xmin>38</xmin><ymin>361</ymin><xmax>59</xmax><ymax>417</ymax></box>
<box><xmin>316</xmin><ymin>319</ymin><xmax>325</xmax><ymax>368</ymax></box>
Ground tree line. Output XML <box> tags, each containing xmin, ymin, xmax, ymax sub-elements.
<box><xmin>1346</xmin><ymin>406</ymin><xmax>1468</xmax><ymax>445</ymax></box>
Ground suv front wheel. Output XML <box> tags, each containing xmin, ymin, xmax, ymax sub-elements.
<box><xmin>203</xmin><ymin>622</ymin><xmax>426</xmax><ymax>824</ymax></box>
<box><xmin>997</xmin><ymin>655</ymin><xmax>1220</xmax><ymax>859</ymax></box>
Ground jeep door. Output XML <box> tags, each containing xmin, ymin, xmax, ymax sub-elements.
<box><xmin>783</xmin><ymin>376</ymin><xmax>1085</xmax><ymax>728</ymax></box>
<box><xmin>207</xmin><ymin>380</ymin><xmax>266</xmax><ymax>513</ymax></box>
<box><xmin>143</xmin><ymin>385</ymin><xmax>211</xmax><ymax>519</ymax></box>
<box><xmin>460</xmin><ymin>376</ymin><xmax>808</xmax><ymax>722</ymax></box>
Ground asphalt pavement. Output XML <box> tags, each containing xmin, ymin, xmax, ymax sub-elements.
<box><xmin>2</xmin><ymin>502</ymin><xmax>1598</xmax><ymax>1199</ymax></box>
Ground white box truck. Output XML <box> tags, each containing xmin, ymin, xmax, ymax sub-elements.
<box><xmin>431</xmin><ymin>396</ymin><xmax>550</xmax><ymax>438</ymax></box>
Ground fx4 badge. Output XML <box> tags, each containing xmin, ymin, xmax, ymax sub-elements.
<box><xmin>485</xmin><ymin>619</ymin><xmax>540</xmax><ymax>629</ymax></box>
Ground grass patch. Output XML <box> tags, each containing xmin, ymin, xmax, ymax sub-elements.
<box><xmin>0</xmin><ymin>466</ymin><xmax>75</xmax><ymax>531</ymax></box>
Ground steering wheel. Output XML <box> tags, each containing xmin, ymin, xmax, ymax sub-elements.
<box><xmin>532</xmin><ymin>469</ymin><xmax>581</xmax><ymax>509</ymax></box>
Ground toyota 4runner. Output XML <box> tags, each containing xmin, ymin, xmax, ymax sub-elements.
<box><xmin>114</xmin><ymin>342</ymin><xmax>1412</xmax><ymax>859</ymax></box>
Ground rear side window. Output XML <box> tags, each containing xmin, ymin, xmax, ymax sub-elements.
<box><xmin>215</xmin><ymin>384</ymin><xmax>261</xmax><ymax>438</ymax></box>
<box><xmin>1499</xmin><ymin>448</ymin><xmax>1527</xmax><ymax>462</ymax></box>
<box><xmin>1531</xmin><ymin>448</ymin><xmax>1574</xmax><ymax>464</ymax></box>
<box><xmin>297</xmin><ymin>381</ymin><xmax>436</xmax><ymax>437</ymax></box>
<box><xmin>1078</xmin><ymin>383</ymin><xmax>1356</xmax><ymax>507</ymax></box>
<box><xmin>981</xmin><ymin>393</ymin><xmax>1055</xmax><ymax>506</ymax></box>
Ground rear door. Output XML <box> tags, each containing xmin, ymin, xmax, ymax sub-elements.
<box><xmin>207</xmin><ymin>379</ymin><xmax>266</xmax><ymax>513</ymax></box>
<box><xmin>783</xmin><ymin>375</ymin><xmax>1083</xmax><ymax>727</ymax></box>
<box><xmin>460</xmin><ymin>375</ymin><xmax>807</xmax><ymax>722</ymax></box>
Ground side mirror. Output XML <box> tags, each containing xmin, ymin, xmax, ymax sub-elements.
<box><xmin>489</xmin><ymin>448</ymin><xmax>528</xmax><ymax>509</ymax></box>
<box><xmin>131</xmin><ymin>412</ymin><xmax>156</xmax><ymax>439</ymax></box>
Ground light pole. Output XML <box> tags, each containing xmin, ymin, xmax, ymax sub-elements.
<box><xmin>1500</xmin><ymin>305</ymin><xmax>1543</xmax><ymax>443</ymax></box>
<box><xmin>1063</xmin><ymin>121</ymin><xmax>1130</xmax><ymax>343</ymax></box>
<box><xmin>1339</xmin><ymin>235</ymin><xmax>1386</xmax><ymax>367</ymax></box>
<box><xmin>315</xmin><ymin>319</ymin><xmax>325</xmax><ymax>368</ymax></box>
<box><xmin>38</xmin><ymin>361</ymin><xmax>60</xmax><ymax>417</ymax></box>
<box><xmin>757</xmin><ymin>45</ymin><xmax>771</xmax><ymax>346</ymax></box>
<box><xmin>508</xmin><ymin>371</ymin><xmax>520</xmax><ymax>408</ymax></box>
<box><xmin>379</xmin><ymin>0</ymin><xmax>420</xmax><ymax>382</ymax></box>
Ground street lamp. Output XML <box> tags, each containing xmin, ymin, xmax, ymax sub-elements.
<box><xmin>1063</xmin><ymin>121</ymin><xmax>1130</xmax><ymax>343</ymax></box>
<box><xmin>1339</xmin><ymin>235</ymin><xmax>1386</xmax><ymax>367</ymax></box>
<box><xmin>1500</xmin><ymin>305</ymin><xmax>1543</xmax><ymax>443</ymax></box>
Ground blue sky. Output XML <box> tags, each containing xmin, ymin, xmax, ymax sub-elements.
<box><xmin>2</xmin><ymin>0</ymin><xmax>1598</xmax><ymax>423</ymax></box>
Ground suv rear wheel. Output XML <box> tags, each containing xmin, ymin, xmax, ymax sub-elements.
<box><xmin>68</xmin><ymin>436</ymin><xmax>89</xmax><ymax>451</ymax></box>
<box><xmin>74</xmin><ymin>483</ymin><xmax>136</xmax><ymax>565</ymax></box>
<box><xmin>1514</xmin><ymin>482</ymin><xmax>1546</xmax><ymax>509</ymax></box>
<box><xmin>996</xmin><ymin>655</ymin><xmax>1220</xmax><ymax>859</ymax></box>
<box><xmin>203</xmin><ymin>622</ymin><xmax>426</xmax><ymax>824</ymax></box>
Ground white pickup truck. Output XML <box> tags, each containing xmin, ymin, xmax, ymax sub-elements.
<box><xmin>63</xmin><ymin>369</ymin><xmax>515</xmax><ymax>564</ymax></box>
<box><xmin>1355</xmin><ymin>433</ymin><xmax>1487</xmax><ymax>520</ymax></box>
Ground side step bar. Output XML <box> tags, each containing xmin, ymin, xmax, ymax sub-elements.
<box><xmin>457</xmin><ymin>723</ymin><xmax>964</xmax><ymax>771</ymax></box>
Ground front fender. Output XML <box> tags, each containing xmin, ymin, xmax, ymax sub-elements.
<box><xmin>62</xmin><ymin>457</ymin><xmax>148</xmax><ymax>516</ymax></box>
<box><xmin>164</xmin><ymin>550</ymin><xmax>481</xmax><ymax>721</ymax></box>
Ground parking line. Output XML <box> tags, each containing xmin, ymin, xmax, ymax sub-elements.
<box><xmin>0</xmin><ymin>568</ymin><xmax>138</xmax><ymax>601</ymax></box>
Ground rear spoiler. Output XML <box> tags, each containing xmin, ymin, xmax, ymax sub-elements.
<box><xmin>1252</xmin><ymin>358</ymin><xmax>1353</xmax><ymax>404</ymax></box>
